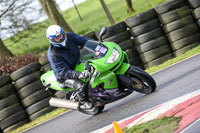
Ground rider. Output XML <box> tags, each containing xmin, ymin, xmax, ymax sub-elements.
<box><xmin>46</xmin><ymin>25</ymin><xmax>91</xmax><ymax>103</ymax></box>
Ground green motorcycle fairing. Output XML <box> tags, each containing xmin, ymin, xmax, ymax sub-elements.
<box><xmin>40</xmin><ymin>40</ymin><xmax>130</xmax><ymax>91</ymax></box>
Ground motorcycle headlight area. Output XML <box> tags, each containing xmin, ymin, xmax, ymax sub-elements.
<box><xmin>105</xmin><ymin>48</ymin><xmax>120</xmax><ymax>63</ymax></box>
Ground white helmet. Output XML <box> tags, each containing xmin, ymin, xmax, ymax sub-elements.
<box><xmin>46</xmin><ymin>25</ymin><xmax>67</xmax><ymax>47</ymax></box>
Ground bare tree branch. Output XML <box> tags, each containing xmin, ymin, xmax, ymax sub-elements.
<box><xmin>0</xmin><ymin>0</ymin><xmax>45</xmax><ymax>56</ymax></box>
<box><xmin>0</xmin><ymin>0</ymin><xmax>16</xmax><ymax>18</ymax></box>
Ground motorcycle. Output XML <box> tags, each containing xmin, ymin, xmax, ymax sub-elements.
<box><xmin>40</xmin><ymin>27</ymin><xmax>156</xmax><ymax>115</ymax></box>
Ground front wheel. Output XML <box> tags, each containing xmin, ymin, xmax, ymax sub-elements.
<box><xmin>125</xmin><ymin>66</ymin><xmax>156</xmax><ymax>94</ymax></box>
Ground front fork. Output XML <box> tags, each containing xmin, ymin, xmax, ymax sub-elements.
<box><xmin>117</xmin><ymin>74</ymin><xmax>136</xmax><ymax>93</ymax></box>
<box><xmin>115</xmin><ymin>52</ymin><xmax>132</xmax><ymax>89</ymax></box>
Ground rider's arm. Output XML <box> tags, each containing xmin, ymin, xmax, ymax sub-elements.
<box><xmin>47</xmin><ymin>46</ymin><xmax>81</xmax><ymax>81</ymax></box>
<box><xmin>67</xmin><ymin>32</ymin><xmax>91</xmax><ymax>47</ymax></box>
<box><xmin>52</xmin><ymin>55</ymin><xmax>81</xmax><ymax>81</ymax></box>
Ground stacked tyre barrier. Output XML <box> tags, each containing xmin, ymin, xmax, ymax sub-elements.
<box><xmin>39</xmin><ymin>55</ymin><xmax>65</xmax><ymax>99</ymax></box>
<box><xmin>0</xmin><ymin>75</ymin><xmax>29</xmax><ymax>133</ymax></box>
<box><xmin>189</xmin><ymin>0</ymin><xmax>200</xmax><ymax>27</ymax></box>
<box><xmin>155</xmin><ymin>0</ymin><xmax>200</xmax><ymax>57</ymax></box>
<box><xmin>39</xmin><ymin>54</ymin><xmax>51</xmax><ymax>73</ymax></box>
<box><xmin>125</xmin><ymin>8</ymin><xmax>173</xmax><ymax>68</ymax></box>
<box><xmin>83</xmin><ymin>31</ymin><xmax>98</xmax><ymax>40</ymax></box>
<box><xmin>10</xmin><ymin>62</ymin><xmax>55</xmax><ymax>121</ymax></box>
<box><xmin>95</xmin><ymin>21</ymin><xmax>143</xmax><ymax>68</ymax></box>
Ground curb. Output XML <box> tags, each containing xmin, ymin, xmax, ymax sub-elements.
<box><xmin>91</xmin><ymin>89</ymin><xmax>200</xmax><ymax>133</ymax></box>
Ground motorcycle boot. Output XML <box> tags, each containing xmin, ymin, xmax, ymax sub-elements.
<box><xmin>60</xmin><ymin>79</ymin><xmax>93</xmax><ymax>109</ymax></box>
<box><xmin>61</xmin><ymin>79</ymin><xmax>88</xmax><ymax>101</ymax></box>
<box><xmin>72</xmin><ymin>79</ymin><xmax>88</xmax><ymax>101</ymax></box>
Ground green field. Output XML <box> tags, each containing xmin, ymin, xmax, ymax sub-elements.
<box><xmin>3</xmin><ymin>0</ymin><xmax>168</xmax><ymax>55</ymax></box>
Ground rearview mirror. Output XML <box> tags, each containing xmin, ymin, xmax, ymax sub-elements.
<box><xmin>99</xmin><ymin>27</ymin><xmax>107</xmax><ymax>42</ymax></box>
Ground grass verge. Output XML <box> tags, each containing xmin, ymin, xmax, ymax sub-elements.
<box><xmin>123</xmin><ymin>117</ymin><xmax>181</xmax><ymax>133</ymax></box>
<box><xmin>11</xmin><ymin>45</ymin><xmax>200</xmax><ymax>133</ymax></box>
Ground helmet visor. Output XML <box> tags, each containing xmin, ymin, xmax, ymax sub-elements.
<box><xmin>52</xmin><ymin>32</ymin><xmax>66</xmax><ymax>43</ymax></box>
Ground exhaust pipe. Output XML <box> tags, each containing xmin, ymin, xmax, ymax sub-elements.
<box><xmin>49</xmin><ymin>97</ymin><xmax>79</xmax><ymax>110</ymax></box>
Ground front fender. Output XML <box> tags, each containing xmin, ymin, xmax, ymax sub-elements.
<box><xmin>115</xmin><ymin>62</ymin><xmax>130</xmax><ymax>74</ymax></box>
<box><xmin>115</xmin><ymin>51</ymin><xmax>130</xmax><ymax>74</ymax></box>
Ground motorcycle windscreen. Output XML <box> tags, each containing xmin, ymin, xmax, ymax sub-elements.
<box><xmin>80</xmin><ymin>40</ymin><xmax>107</xmax><ymax>62</ymax></box>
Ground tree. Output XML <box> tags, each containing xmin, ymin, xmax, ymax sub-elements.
<box><xmin>39</xmin><ymin>0</ymin><xmax>73</xmax><ymax>32</ymax></box>
<box><xmin>125</xmin><ymin>0</ymin><xmax>135</xmax><ymax>12</ymax></box>
<box><xmin>0</xmin><ymin>0</ymin><xmax>44</xmax><ymax>56</ymax></box>
<box><xmin>99</xmin><ymin>0</ymin><xmax>115</xmax><ymax>25</ymax></box>
<box><xmin>0</xmin><ymin>38</ymin><xmax>13</xmax><ymax>56</ymax></box>
<box><xmin>0</xmin><ymin>0</ymin><xmax>18</xmax><ymax>56</ymax></box>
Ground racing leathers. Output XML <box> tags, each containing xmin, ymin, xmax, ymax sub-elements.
<box><xmin>47</xmin><ymin>32</ymin><xmax>90</xmax><ymax>101</ymax></box>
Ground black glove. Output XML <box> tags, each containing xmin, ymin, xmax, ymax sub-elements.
<box><xmin>57</xmin><ymin>73</ymin><xmax>66</xmax><ymax>82</ymax></box>
<box><xmin>78</xmin><ymin>71</ymin><xmax>91</xmax><ymax>80</ymax></box>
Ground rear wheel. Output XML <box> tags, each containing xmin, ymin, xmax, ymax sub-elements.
<box><xmin>126</xmin><ymin>66</ymin><xmax>156</xmax><ymax>94</ymax></box>
<box><xmin>66</xmin><ymin>91</ymin><xmax>105</xmax><ymax>115</ymax></box>
<box><xmin>65</xmin><ymin>91</ymin><xmax>73</xmax><ymax>100</ymax></box>
<box><xmin>79</xmin><ymin>105</ymin><xmax>105</xmax><ymax>115</ymax></box>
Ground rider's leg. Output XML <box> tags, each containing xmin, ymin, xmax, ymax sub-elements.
<box><xmin>60</xmin><ymin>79</ymin><xmax>93</xmax><ymax>109</ymax></box>
<box><xmin>60</xmin><ymin>79</ymin><xmax>88</xmax><ymax>101</ymax></box>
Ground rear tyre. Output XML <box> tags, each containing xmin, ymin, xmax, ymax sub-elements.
<box><xmin>65</xmin><ymin>91</ymin><xmax>73</xmax><ymax>100</ymax></box>
<box><xmin>79</xmin><ymin>105</ymin><xmax>105</xmax><ymax>115</ymax></box>
<box><xmin>126</xmin><ymin>66</ymin><xmax>156</xmax><ymax>94</ymax></box>
<box><xmin>67</xmin><ymin>91</ymin><xmax>105</xmax><ymax>115</ymax></box>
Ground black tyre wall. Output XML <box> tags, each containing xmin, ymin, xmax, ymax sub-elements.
<box><xmin>127</xmin><ymin>8</ymin><xmax>173</xmax><ymax>68</ymax></box>
<box><xmin>41</xmin><ymin>63</ymin><xmax>51</xmax><ymax>73</ymax></box>
<box><xmin>0</xmin><ymin>73</ymin><xmax>29</xmax><ymax>132</ymax></box>
<box><xmin>163</xmin><ymin>16</ymin><xmax>195</xmax><ymax>33</ymax></box>
<box><xmin>134</xmin><ymin>28</ymin><xmax>164</xmax><ymax>45</ymax></box>
<box><xmin>188</xmin><ymin>0</ymin><xmax>200</xmax><ymax>9</ymax></box>
<box><xmin>0</xmin><ymin>75</ymin><xmax>11</xmax><ymax>88</ymax></box>
<box><xmin>39</xmin><ymin>54</ymin><xmax>49</xmax><ymax>66</ymax></box>
<box><xmin>156</xmin><ymin>2</ymin><xmax>200</xmax><ymax>57</ymax></box>
<box><xmin>136</xmin><ymin>36</ymin><xmax>168</xmax><ymax>54</ymax></box>
<box><xmin>158</xmin><ymin>6</ymin><xmax>191</xmax><ymax>24</ymax></box>
<box><xmin>95</xmin><ymin>21</ymin><xmax>127</xmax><ymax>39</ymax></box>
<box><xmin>83</xmin><ymin>31</ymin><xmax>98</xmax><ymax>40</ymax></box>
<box><xmin>10</xmin><ymin>62</ymin><xmax>41</xmax><ymax>81</ymax></box>
<box><xmin>125</xmin><ymin>8</ymin><xmax>157</xmax><ymax>27</ymax></box>
<box><xmin>96</xmin><ymin>21</ymin><xmax>143</xmax><ymax>68</ymax></box>
<box><xmin>155</xmin><ymin>0</ymin><xmax>187</xmax><ymax>14</ymax></box>
<box><xmin>118</xmin><ymin>39</ymin><xmax>134</xmax><ymax>51</ymax></box>
<box><xmin>130</xmin><ymin>19</ymin><xmax>161</xmax><ymax>37</ymax></box>
<box><xmin>166</xmin><ymin>23</ymin><xmax>199</xmax><ymax>43</ymax></box>
<box><xmin>17</xmin><ymin>80</ymin><xmax>44</xmax><ymax>99</ymax></box>
<box><xmin>0</xmin><ymin>111</ymin><xmax>28</xmax><ymax>130</ymax></box>
<box><xmin>0</xmin><ymin>84</ymin><xmax>15</xmax><ymax>99</ymax></box>
<box><xmin>14</xmin><ymin>71</ymin><xmax>42</xmax><ymax>90</ymax></box>
<box><xmin>3</xmin><ymin>119</ymin><xmax>29</xmax><ymax>133</ymax></box>
<box><xmin>144</xmin><ymin>54</ymin><xmax>174</xmax><ymax>68</ymax></box>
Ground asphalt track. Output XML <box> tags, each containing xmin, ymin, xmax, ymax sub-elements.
<box><xmin>181</xmin><ymin>119</ymin><xmax>200</xmax><ymax>133</ymax></box>
<box><xmin>24</xmin><ymin>53</ymin><xmax>200</xmax><ymax>133</ymax></box>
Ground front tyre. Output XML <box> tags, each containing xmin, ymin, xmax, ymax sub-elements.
<box><xmin>126</xmin><ymin>66</ymin><xmax>156</xmax><ymax>94</ymax></box>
